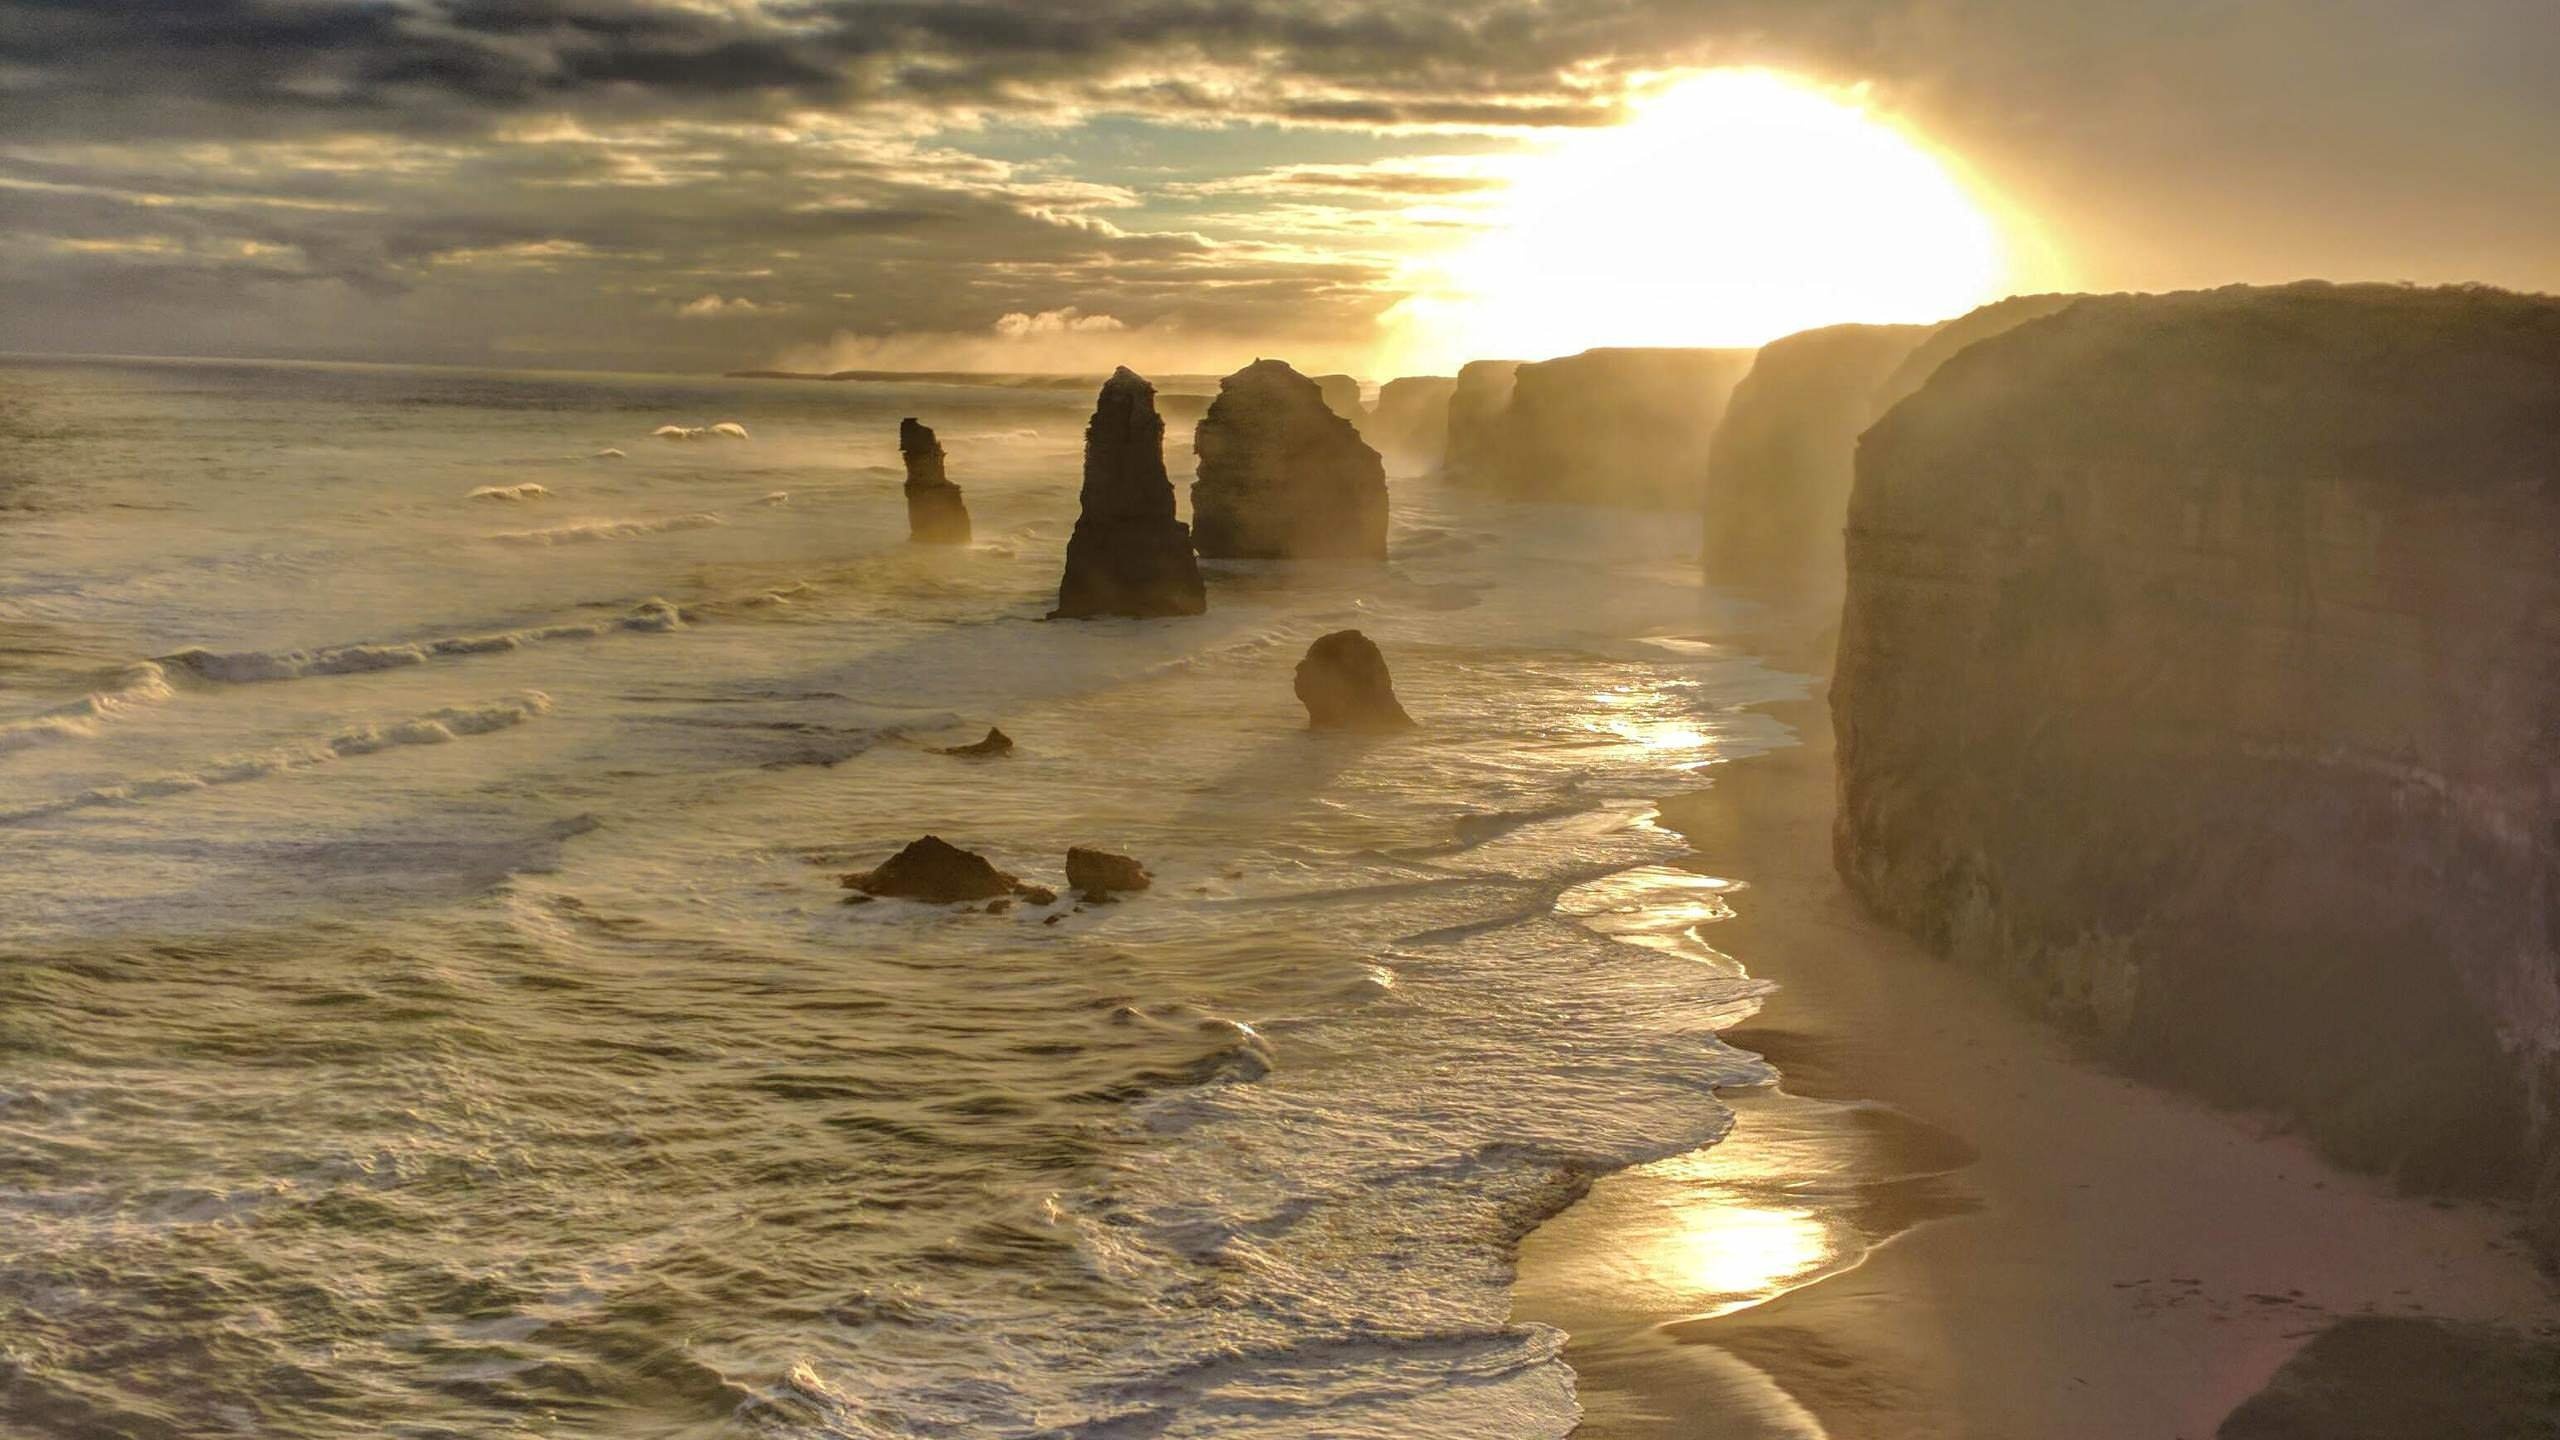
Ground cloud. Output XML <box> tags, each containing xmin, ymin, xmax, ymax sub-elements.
<box><xmin>0</xmin><ymin>1</ymin><xmax>2551</xmax><ymax>373</ymax></box>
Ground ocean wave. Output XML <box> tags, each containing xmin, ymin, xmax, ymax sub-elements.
<box><xmin>650</xmin><ymin>422</ymin><xmax>750</xmax><ymax>442</ymax></box>
<box><xmin>2</xmin><ymin>691</ymin><xmax>553</xmax><ymax>823</ymax></box>
<box><xmin>467</xmin><ymin>483</ymin><xmax>551</xmax><ymax>502</ymax></box>
<box><xmin>491</xmin><ymin>513</ymin><xmax>724</xmax><ymax>546</ymax></box>
<box><xmin>0</xmin><ymin>661</ymin><xmax>176</xmax><ymax>756</ymax></box>
<box><xmin>162</xmin><ymin>600</ymin><xmax>684</xmax><ymax>683</ymax></box>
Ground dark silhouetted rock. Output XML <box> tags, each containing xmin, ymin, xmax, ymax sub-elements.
<box><xmin>1469</xmin><ymin>347</ymin><xmax>1758</xmax><ymax>508</ymax></box>
<box><xmin>1698</xmin><ymin>323</ymin><xmax>1935</xmax><ymax>600</ymax></box>
<box><xmin>1833</xmin><ymin>282</ymin><xmax>2560</xmax><ymax>1235</ymax></box>
<box><xmin>1191</xmin><ymin>359</ymin><xmax>1388</xmax><ymax>560</ymax></box>
<box><xmin>1294</xmin><ymin>630</ymin><xmax>1415</xmax><ymax>731</ymax></box>
<box><xmin>1066</xmin><ymin>847</ymin><xmax>1151</xmax><ymax>898</ymax></box>
<box><xmin>1052</xmin><ymin>368</ymin><xmax>1208</xmax><ymax>619</ymax></box>
<box><xmin>1441</xmin><ymin>360</ymin><xmax>1522</xmax><ymax>481</ymax></box>
<box><xmin>1367</xmin><ymin>376</ymin><xmax>1457</xmax><ymax>472</ymax></box>
<box><xmin>935</xmin><ymin>727</ymin><xmax>1014</xmax><ymax>758</ymax></box>
<box><xmin>2218</xmin><ymin>1317</ymin><xmax>2560</xmax><ymax>1440</ymax></box>
<box><xmin>843</xmin><ymin>835</ymin><xmax>1022</xmax><ymax>902</ymax></box>
<box><xmin>899</xmin><ymin>418</ymin><xmax>971</xmax><ymax>544</ymax></box>
<box><xmin>1310</xmin><ymin>373</ymin><xmax>1363</xmax><ymax>421</ymax></box>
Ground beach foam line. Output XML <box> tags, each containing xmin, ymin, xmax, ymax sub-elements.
<box><xmin>161</xmin><ymin>600</ymin><xmax>684</xmax><ymax>684</ymax></box>
<box><xmin>491</xmin><ymin>513</ymin><xmax>724</xmax><ymax>546</ymax></box>
<box><xmin>1</xmin><ymin>690</ymin><xmax>553</xmax><ymax>823</ymax></box>
<box><xmin>0</xmin><ymin>661</ymin><xmax>178</xmax><ymax>757</ymax></box>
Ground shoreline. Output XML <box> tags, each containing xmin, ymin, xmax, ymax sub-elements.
<box><xmin>1513</xmin><ymin>663</ymin><xmax>2558</xmax><ymax>1439</ymax></box>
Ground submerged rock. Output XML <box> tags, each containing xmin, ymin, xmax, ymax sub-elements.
<box><xmin>1191</xmin><ymin>359</ymin><xmax>1388</xmax><ymax>560</ymax></box>
<box><xmin>1051</xmin><ymin>368</ymin><xmax>1208</xmax><ymax>619</ymax></box>
<box><xmin>843</xmin><ymin>835</ymin><xmax>1038</xmax><ymax>904</ymax></box>
<box><xmin>1066</xmin><ymin>847</ymin><xmax>1151</xmax><ymax>898</ymax></box>
<box><xmin>1294</xmin><ymin>630</ymin><xmax>1415</xmax><ymax>731</ymax></box>
<box><xmin>935</xmin><ymin>726</ymin><xmax>1014</xmax><ymax>758</ymax></box>
<box><xmin>899</xmin><ymin>417</ymin><xmax>972</xmax><ymax>544</ymax></box>
<box><xmin>1832</xmin><ymin>282</ymin><xmax>2560</xmax><ymax>1232</ymax></box>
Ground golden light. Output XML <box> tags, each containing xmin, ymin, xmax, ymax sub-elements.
<box><xmin>1391</xmin><ymin>70</ymin><xmax>2017</xmax><ymax>366</ymax></box>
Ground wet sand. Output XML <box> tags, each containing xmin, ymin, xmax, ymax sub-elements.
<box><xmin>1513</xmin><ymin>680</ymin><xmax>2558</xmax><ymax>1440</ymax></box>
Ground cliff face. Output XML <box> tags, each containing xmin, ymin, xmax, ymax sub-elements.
<box><xmin>1698</xmin><ymin>323</ymin><xmax>1933</xmax><ymax>597</ymax></box>
<box><xmin>1832</xmin><ymin>283</ymin><xmax>2560</xmax><ymax>1220</ymax></box>
<box><xmin>1871</xmin><ymin>292</ymin><xmax>2079</xmax><ymax>412</ymax></box>
<box><xmin>1052</xmin><ymin>368</ymin><xmax>1207</xmax><ymax>618</ymax></box>
<box><xmin>1366</xmin><ymin>376</ymin><xmax>1457</xmax><ymax>473</ymax></box>
<box><xmin>1310</xmin><ymin>373</ymin><xmax>1364</xmax><ymax>423</ymax></box>
<box><xmin>1441</xmin><ymin>360</ymin><xmax>1522</xmax><ymax>482</ymax></box>
<box><xmin>898</xmin><ymin>417</ymin><xmax>972</xmax><ymax>544</ymax></box>
<box><xmin>1458</xmin><ymin>347</ymin><xmax>1758</xmax><ymax>508</ymax></box>
<box><xmin>1190</xmin><ymin>359</ymin><xmax>1388</xmax><ymax>560</ymax></box>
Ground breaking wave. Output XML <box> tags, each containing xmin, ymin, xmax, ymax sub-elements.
<box><xmin>162</xmin><ymin>600</ymin><xmax>684</xmax><ymax>683</ymax></box>
<box><xmin>0</xmin><ymin>662</ymin><xmax>177</xmax><ymax>756</ymax></box>
<box><xmin>468</xmin><ymin>483</ymin><xmax>551</xmax><ymax>502</ymax></box>
<box><xmin>491</xmin><ymin>513</ymin><xmax>725</xmax><ymax>546</ymax></box>
<box><xmin>2</xmin><ymin>691</ymin><xmax>553</xmax><ymax>822</ymax></box>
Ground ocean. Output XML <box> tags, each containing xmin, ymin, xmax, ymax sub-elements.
<box><xmin>0</xmin><ymin>354</ymin><xmax>1801</xmax><ymax>1438</ymax></box>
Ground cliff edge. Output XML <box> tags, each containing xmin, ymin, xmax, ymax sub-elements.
<box><xmin>1832</xmin><ymin>282</ymin><xmax>2560</xmax><ymax>1232</ymax></box>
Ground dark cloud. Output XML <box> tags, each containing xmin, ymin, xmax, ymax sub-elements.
<box><xmin>0</xmin><ymin>0</ymin><xmax>2551</xmax><ymax>370</ymax></box>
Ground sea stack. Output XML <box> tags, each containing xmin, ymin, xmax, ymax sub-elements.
<box><xmin>1191</xmin><ymin>359</ymin><xmax>1389</xmax><ymax>560</ymax></box>
<box><xmin>1310</xmin><ymin>373</ymin><xmax>1364</xmax><ymax>422</ymax></box>
<box><xmin>1294</xmin><ymin>630</ymin><xmax>1415</xmax><ymax>731</ymax></box>
<box><xmin>1366</xmin><ymin>376</ymin><xmax>1457</xmax><ymax>472</ymax></box>
<box><xmin>899</xmin><ymin>418</ymin><xmax>971</xmax><ymax>544</ymax></box>
<box><xmin>1051</xmin><ymin>367</ymin><xmax>1207</xmax><ymax>619</ymax></box>
<box><xmin>1441</xmin><ymin>360</ymin><xmax>1522</xmax><ymax>482</ymax></box>
<box><xmin>1830</xmin><ymin>282</ymin><xmax>2560</xmax><ymax>1239</ymax></box>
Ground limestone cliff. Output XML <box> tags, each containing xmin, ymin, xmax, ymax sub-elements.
<box><xmin>1871</xmin><ymin>292</ymin><xmax>2079</xmax><ymax>412</ymax></box>
<box><xmin>898</xmin><ymin>417</ymin><xmax>972</xmax><ymax>544</ymax></box>
<box><xmin>1367</xmin><ymin>376</ymin><xmax>1457</xmax><ymax>473</ymax></box>
<box><xmin>1190</xmin><ymin>359</ymin><xmax>1388</xmax><ymax>560</ymax></box>
<box><xmin>1457</xmin><ymin>347</ymin><xmax>1758</xmax><ymax>508</ymax></box>
<box><xmin>1441</xmin><ymin>360</ymin><xmax>1522</xmax><ymax>482</ymax></box>
<box><xmin>1832</xmin><ymin>283</ymin><xmax>2560</xmax><ymax>1223</ymax></box>
<box><xmin>1310</xmin><ymin>373</ymin><xmax>1364</xmax><ymax>423</ymax></box>
<box><xmin>1698</xmin><ymin>323</ymin><xmax>1933</xmax><ymax>597</ymax></box>
<box><xmin>1052</xmin><ymin>368</ymin><xmax>1207</xmax><ymax>619</ymax></box>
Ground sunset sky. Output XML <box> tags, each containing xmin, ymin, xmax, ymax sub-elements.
<box><xmin>3</xmin><ymin>1</ymin><xmax>2553</xmax><ymax>376</ymax></box>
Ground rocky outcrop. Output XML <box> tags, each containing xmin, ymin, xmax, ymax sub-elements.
<box><xmin>844</xmin><ymin>835</ymin><xmax>1047</xmax><ymax>903</ymax></box>
<box><xmin>1366</xmin><ymin>376</ymin><xmax>1457</xmax><ymax>473</ymax></box>
<box><xmin>1190</xmin><ymin>359</ymin><xmax>1388</xmax><ymax>560</ymax></box>
<box><xmin>1698</xmin><ymin>323</ymin><xmax>1934</xmax><ymax>598</ymax></box>
<box><xmin>1832</xmin><ymin>283</ymin><xmax>2560</xmax><ymax>1223</ymax></box>
<box><xmin>1052</xmin><ymin>367</ymin><xmax>1208</xmax><ymax>619</ymax></box>
<box><xmin>1310</xmin><ymin>373</ymin><xmax>1363</xmax><ymax>422</ymax></box>
<box><xmin>1294</xmin><ymin>630</ymin><xmax>1415</xmax><ymax>731</ymax></box>
<box><xmin>1460</xmin><ymin>347</ymin><xmax>1758</xmax><ymax>508</ymax></box>
<box><xmin>1066</xmin><ymin>847</ymin><xmax>1151</xmax><ymax>898</ymax></box>
<box><xmin>1441</xmin><ymin>360</ymin><xmax>1522</xmax><ymax>482</ymax></box>
<box><xmin>899</xmin><ymin>418</ymin><xmax>971</xmax><ymax>544</ymax></box>
<box><xmin>935</xmin><ymin>726</ymin><xmax>1012</xmax><ymax>757</ymax></box>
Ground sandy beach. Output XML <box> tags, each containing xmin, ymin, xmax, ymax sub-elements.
<box><xmin>1514</xmin><ymin>663</ymin><xmax>2560</xmax><ymax>1439</ymax></box>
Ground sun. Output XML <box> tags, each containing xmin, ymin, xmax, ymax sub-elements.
<box><xmin>1390</xmin><ymin>71</ymin><xmax>2019</xmax><ymax>367</ymax></box>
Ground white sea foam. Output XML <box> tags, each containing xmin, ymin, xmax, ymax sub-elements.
<box><xmin>0</xmin><ymin>662</ymin><xmax>177</xmax><ymax>756</ymax></box>
<box><xmin>592</xmin><ymin>448</ymin><xmax>626</xmax><ymax>459</ymax></box>
<box><xmin>467</xmin><ymin>483</ymin><xmax>551</xmax><ymax>502</ymax></box>
<box><xmin>162</xmin><ymin>601</ymin><xmax>684</xmax><ymax>683</ymax></box>
<box><xmin>491</xmin><ymin>513</ymin><xmax>724</xmax><ymax>545</ymax></box>
<box><xmin>651</xmin><ymin>422</ymin><xmax>750</xmax><ymax>441</ymax></box>
<box><xmin>3</xmin><ymin>691</ymin><xmax>552</xmax><ymax>822</ymax></box>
